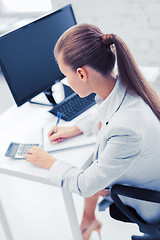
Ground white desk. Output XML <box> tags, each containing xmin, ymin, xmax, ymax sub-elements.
<box><xmin>0</xmin><ymin>102</ymin><xmax>95</xmax><ymax>240</ymax></box>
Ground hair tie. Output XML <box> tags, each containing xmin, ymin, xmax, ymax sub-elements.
<box><xmin>101</xmin><ymin>34</ymin><xmax>115</xmax><ymax>46</ymax></box>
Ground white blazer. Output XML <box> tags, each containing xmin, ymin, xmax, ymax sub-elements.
<box><xmin>48</xmin><ymin>78</ymin><xmax>160</xmax><ymax>224</ymax></box>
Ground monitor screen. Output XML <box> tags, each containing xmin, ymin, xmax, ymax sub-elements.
<box><xmin>0</xmin><ymin>5</ymin><xmax>76</xmax><ymax>106</ymax></box>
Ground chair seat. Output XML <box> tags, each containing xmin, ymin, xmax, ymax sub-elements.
<box><xmin>110</xmin><ymin>184</ymin><xmax>160</xmax><ymax>240</ymax></box>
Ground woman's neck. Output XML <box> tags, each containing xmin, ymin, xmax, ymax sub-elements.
<box><xmin>91</xmin><ymin>71</ymin><xmax>117</xmax><ymax>100</ymax></box>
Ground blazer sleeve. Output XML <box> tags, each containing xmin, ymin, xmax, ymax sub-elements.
<box><xmin>47</xmin><ymin>125</ymin><xmax>142</xmax><ymax>197</ymax></box>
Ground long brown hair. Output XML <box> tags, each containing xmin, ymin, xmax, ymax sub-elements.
<box><xmin>54</xmin><ymin>24</ymin><xmax>160</xmax><ymax>120</ymax></box>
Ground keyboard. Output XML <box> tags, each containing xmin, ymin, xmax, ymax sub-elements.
<box><xmin>49</xmin><ymin>93</ymin><xmax>96</xmax><ymax>121</ymax></box>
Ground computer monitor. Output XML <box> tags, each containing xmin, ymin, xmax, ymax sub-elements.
<box><xmin>0</xmin><ymin>4</ymin><xmax>76</xmax><ymax>107</ymax></box>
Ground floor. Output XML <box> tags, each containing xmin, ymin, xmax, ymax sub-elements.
<box><xmin>0</xmin><ymin>71</ymin><xmax>160</xmax><ymax>240</ymax></box>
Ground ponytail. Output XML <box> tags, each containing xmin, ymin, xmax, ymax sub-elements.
<box><xmin>55</xmin><ymin>24</ymin><xmax>160</xmax><ymax>120</ymax></box>
<box><xmin>108</xmin><ymin>34</ymin><xmax>160</xmax><ymax>120</ymax></box>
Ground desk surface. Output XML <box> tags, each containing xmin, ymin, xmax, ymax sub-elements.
<box><xmin>0</xmin><ymin>102</ymin><xmax>95</xmax><ymax>184</ymax></box>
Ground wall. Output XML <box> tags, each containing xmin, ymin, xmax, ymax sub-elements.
<box><xmin>54</xmin><ymin>0</ymin><xmax>160</xmax><ymax>67</ymax></box>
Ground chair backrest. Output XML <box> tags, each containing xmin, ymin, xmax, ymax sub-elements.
<box><xmin>110</xmin><ymin>184</ymin><xmax>160</xmax><ymax>235</ymax></box>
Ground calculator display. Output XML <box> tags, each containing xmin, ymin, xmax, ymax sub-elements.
<box><xmin>5</xmin><ymin>143</ymin><xmax>19</xmax><ymax>158</ymax></box>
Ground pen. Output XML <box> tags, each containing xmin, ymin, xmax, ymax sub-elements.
<box><xmin>53</xmin><ymin>112</ymin><xmax>61</xmax><ymax>134</ymax></box>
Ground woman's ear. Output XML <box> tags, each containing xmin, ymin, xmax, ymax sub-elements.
<box><xmin>77</xmin><ymin>67</ymin><xmax>88</xmax><ymax>82</ymax></box>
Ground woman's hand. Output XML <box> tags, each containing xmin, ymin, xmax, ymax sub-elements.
<box><xmin>48</xmin><ymin>125</ymin><xmax>82</xmax><ymax>143</ymax></box>
<box><xmin>24</xmin><ymin>146</ymin><xmax>56</xmax><ymax>170</ymax></box>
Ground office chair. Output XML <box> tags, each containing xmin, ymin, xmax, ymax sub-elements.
<box><xmin>110</xmin><ymin>184</ymin><xmax>160</xmax><ymax>240</ymax></box>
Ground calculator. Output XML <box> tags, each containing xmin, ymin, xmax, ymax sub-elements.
<box><xmin>5</xmin><ymin>142</ymin><xmax>40</xmax><ymax>159</ymax></box>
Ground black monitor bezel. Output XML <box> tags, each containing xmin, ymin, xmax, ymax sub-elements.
<box><xmin>0</xmin><ymin>4</ymin><xmax>77</xmax><ymax>106</ymax></box>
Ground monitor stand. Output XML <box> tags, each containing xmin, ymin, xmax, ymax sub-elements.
<box><xmin>44</xmin><ymin>87</ymin><xmax>57</xmax><ymax>105</ymax></box>
<box><xmin>29</xmin><ymin>83</ymin><xmax>74</xmax><ymax>106</ymax></box>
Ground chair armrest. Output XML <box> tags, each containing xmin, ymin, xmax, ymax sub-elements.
<box><xmin>111</xmin><ymin>184</ymin><xmax>160</xmax><ymax>203</ymax></box>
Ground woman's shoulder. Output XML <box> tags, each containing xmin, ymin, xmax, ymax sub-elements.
<box><xmin>105</xmin><ymin>93</ymin><xmax>160</xmax><ymax>145</ymax></box>
<box><xmin>114</xmin><ymin>92</ymin><xmax>158</xmax><ymax>128</ymax></box>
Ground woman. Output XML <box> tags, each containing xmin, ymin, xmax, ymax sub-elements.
<box><xmin>25</xmin><ymin>24</ymin><xmax>160</xmax><ymax>240</ymax></box>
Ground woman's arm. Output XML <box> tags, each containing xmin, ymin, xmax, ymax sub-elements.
<box><xmin>47</xmin><ymin>125</ymin><xmax>141</xmax><ymax>197</ymax></box>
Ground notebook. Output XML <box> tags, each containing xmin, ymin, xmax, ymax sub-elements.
<box><xmin>43</xmin><ymin>127</ymin><xmax>96</xmax><ymax>154</ymax></box>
